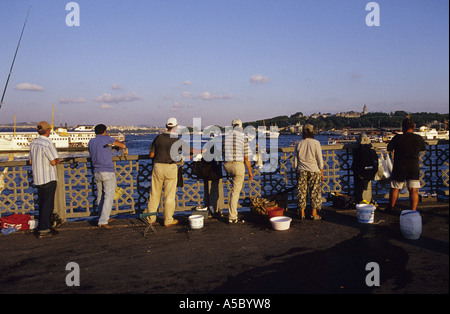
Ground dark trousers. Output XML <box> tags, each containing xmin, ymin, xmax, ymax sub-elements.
<box><xmin>36</xmin><ymin>180</ymin><xmax>57</xmax><ymax>232</ymax></box>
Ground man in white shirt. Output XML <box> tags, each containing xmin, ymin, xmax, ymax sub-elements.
<box><xmin>29</xmin><ymin>121</ymin><xmax>61</xmax><ymax>238</ymax></box>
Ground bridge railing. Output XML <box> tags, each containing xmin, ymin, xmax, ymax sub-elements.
<box><xmin>1</xmin><ymin>140</ymin><xmax>448</xmax><ymax>221</ymax></box>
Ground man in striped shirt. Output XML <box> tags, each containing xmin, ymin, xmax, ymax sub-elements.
<box><xmin>223</xmin><ymin>119</ymin><xmax>253</xmax><ymax>223</ymax></box>
<box><xmin>29</xmin><ymin>121</ymin><xmax>61</xmax><ymax>238</ymax></box>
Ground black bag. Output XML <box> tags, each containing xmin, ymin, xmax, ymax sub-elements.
<box><xmin>351</xmin><ymin>144</ymin><xmax>378</xmax><ymax>181</ymax></box>
<box><xmin>177</xmin><ymin>166</ymin><xmax>183</xmax><ymax>187</ymax></box>
<box><xmin>192</xmin><ymin>159</ymin><xmax>223</xmax><ymax>181</ymax></box>
<box><xmin>330</xmin><ymin>192</ymin><xmax>356</xmax><ymax>209</ymax></box>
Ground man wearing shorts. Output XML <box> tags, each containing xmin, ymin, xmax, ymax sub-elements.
<box><xmin>387</xmin><ymin>118</ymin><xmax>426</xmax><ymax>211</ymax></box>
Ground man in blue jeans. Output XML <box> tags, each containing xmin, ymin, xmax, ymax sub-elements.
<box><xmin>88</xmin><ymin>124</ymin><xmax>126</xmax><ymax>229</ymax></box>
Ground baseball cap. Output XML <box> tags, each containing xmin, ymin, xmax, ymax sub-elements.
<box><xmin>232</xmin><ymin>119</ymin><xmax>242</xmax><ymax>128</ymax></box>
<box><xmin>37</xmin><ymin>121</ymin><xmax>51</xmax><ymax>131</ymax></box>
<box><xmin>166</xmin><ymin>117</ymin><xmax>178</xmax><ymax>127</ymax></box>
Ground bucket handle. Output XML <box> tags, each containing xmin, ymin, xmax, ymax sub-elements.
<box><xmin>401</xmin><ymin>211</ymin><xmax>419</xmax><ymax>217</ymax></box>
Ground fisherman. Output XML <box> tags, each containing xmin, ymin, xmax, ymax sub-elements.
<box><xmin>29</xmin><ymin>121</ymin><xmax>60</xmax><ymax>238</ymax></box>
<box><xmin>351</xmin><ymin>133</ymin><xmax>378</xmax><ymax>204</ymax></box>
<box><xmin>88</xmin><ymin>124</ymin><xmax>126</xmax><ymax>229</ymax></box>
<box><xmin>223</xmin><ymin>119</ymin><xmax>253</xmax><ymax>223</ymax></box>
<box><xmin>146</xmin><ymin>118</ymin><xmax>183</xmax><ymax>227</ymax></box>
<box><xmin>293</xmin><ymin>124</ymin><xmax>324</xmax><ymax>220</ymax></box>
<box><xmin>387</xmin><ymin>118</ymin><xmax>426</xmax><ymax>212</ymax></box>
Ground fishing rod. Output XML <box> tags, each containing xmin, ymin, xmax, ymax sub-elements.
<box><xmin>0</xmin><ymin>6</ymin><xmax>31</xmax><ymax>110</ymax></box>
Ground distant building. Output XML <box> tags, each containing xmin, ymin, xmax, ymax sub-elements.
<box><xmin>334</xmin><ymin>105</ymin><xmax>367</xmax><ymax>118</ymax></box>
<box><xmin>335</xmin><ymin>111</ymin><xmax>361</xmax><ymax>118</ymax></box>
<box><xmin>289</xmin><ymin>122</ymin><xmax>302</xmax><ymax>134</ymax></box>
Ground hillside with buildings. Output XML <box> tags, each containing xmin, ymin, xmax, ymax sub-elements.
<box><xmin>244</xmin><ymin>106</ymin><xmax>449</xmax><ymax>134</ymax></box>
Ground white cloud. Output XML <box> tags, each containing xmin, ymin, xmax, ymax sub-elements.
<box><xmin>112</xmin><ymin>84</ymin><xmax>124</xmax><ymax>90</ymax></box>
<box><xmin>198</xmin><ymin>91</ymin><xmax>233</xmax><ymax>100</ymax></box>
<box><xmin>101</xmin><ymin>104</ymin><xmax>113</xmax><ymax>110</ymax></box>
<box><xmin>183</xmin><ymin>80</ymin><xmax>192</xmax><ymax>85</ymax></box>
<box><xmin>181</xmin><ymin>91</ymin><xmax>193</xmax><ymax>98</ymax></box>
<box><xmin>250</xmin><ymin>74</ymin><xmax>269</xmax><ymax>84</ymax></box>
<box><xmin>93</xmin><ymin>91</ymin><xmax>142</xmax><ymax>103</ymax></box>
<box><xmin>59</xmin><ymin>97</ymin><xmax>87</xmax><ymax>104</ymax></box>
<box><xmin>14</xmin><ymin>83</ymin><xmax>44</xmax><ymax>91</ymax></box>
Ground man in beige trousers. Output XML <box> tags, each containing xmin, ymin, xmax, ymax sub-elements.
<box><xmin>147</xmin><ymin>118</ymin><xmax>182</xmax><ymax>227</ymax></box>
<box><xmin>223</xmin><ymin>119</ymin><xmax>253</xmax><ymax>223</ymax></box>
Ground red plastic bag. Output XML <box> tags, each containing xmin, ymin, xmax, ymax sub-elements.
<box><xmin>1</xmin><ymin>214</ymin><xmax>31</xmax><ymax>231</ymax></box>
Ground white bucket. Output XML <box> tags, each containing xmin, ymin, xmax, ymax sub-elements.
<box><xmin>189</xmin><ymin>215</ymin><xmax>204</xmax><ymax>229</ymax></box>
<box><xmin>400</xmin><ymin>210</ymin><xmax>422</xmax><ymax>240</ymax></box>
<box><xmin>356</xmin><ymin>204</ymin><xmax>376</xmax><ymax>224</ymax></box>
<box><xmin>270</xmin><ymin>216</ymin><xmax>292</xmax><ymax>231</ymax></box>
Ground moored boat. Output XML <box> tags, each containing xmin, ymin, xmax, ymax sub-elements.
<box><xmin>0</xmin><ymin>126</ymin><xmax>125</xmax><ymax>152</ymax></box>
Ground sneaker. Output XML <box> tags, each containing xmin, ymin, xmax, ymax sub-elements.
<box><xmin>228</xmin><ymin>218</ymin><xmax>245</xmax><ymax>224</ymax></box>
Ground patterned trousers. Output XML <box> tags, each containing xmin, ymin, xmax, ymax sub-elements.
<box><xmin>296</xmin><ymin>171</ymin><xmax>322</xmax><ymax>211</ymax></box>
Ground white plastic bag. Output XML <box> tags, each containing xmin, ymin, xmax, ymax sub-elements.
<box><xmin>374</xmin><ymin>155</ymin><xmax>385</xmax><ymax>181</ymax></box>
<box><xmin>385</xmin><ymin>152</ymin><xmax>393</xmax><ymax>173</ymax></box>
<box><xmin>375</xmin><ymin>153</ymin><xmax>391</xmax><ymax>180</ymax></box>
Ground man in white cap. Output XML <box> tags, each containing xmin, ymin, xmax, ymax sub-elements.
<box><xmin>146</xmin><ymin>117</ymin><xmax>182</xmax><ymax>227</ymax></box>
<box><xmin>29</xmin><ymin>121</ymin><xmax>61</xmax><ymax>238</ymax></box>
<box><xmin>223</xmin><ymin>118</ymin><xmax>253</xmax><ymax>223</ymax></box>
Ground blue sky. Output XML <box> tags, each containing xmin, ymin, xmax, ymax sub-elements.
<box><xmin>0</xmin><ymin>0</ymin><xmax>448</xmax><ymax>127</ymax></box>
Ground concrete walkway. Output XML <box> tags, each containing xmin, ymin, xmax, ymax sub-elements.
<box><xmin>0</xmin><ymin>201</ymin><xmax>448</xmax><ymax>295</ymax></box>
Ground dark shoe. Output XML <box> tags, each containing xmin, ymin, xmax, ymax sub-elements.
<box><xmin>35</xmin><ymin>230</ymin><xmax>53</xmax><ymax>238</ymax></box>
<box><xmin>50</xmin><ymin>228</ymin><xmax>59</xmax><ymax>236</ymax></box>
<box><xmin>164</xmin><ymin>219</ymin><xmax>179</xmax><ymax>227</ymax></box>
<box><xmin>383</xmin><ymin>205</ymin><xmax>396</xmax><ymax>213</ymax></box>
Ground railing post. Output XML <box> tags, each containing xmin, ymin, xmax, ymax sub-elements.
<box><xmin>54</xmin><ymin>163</ymin><xmax>66</xmax><ymax>222</ymax></box>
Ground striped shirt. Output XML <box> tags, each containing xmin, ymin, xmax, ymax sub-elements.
<box><xmin>224</xmin><ymin>130</ymin><xmax>252</xmax><ymax>162</ymax></box>
<box><xmin>29</xmin><ymin>136</ymin><xmax>59</xmax><ymax>185</ymax></box>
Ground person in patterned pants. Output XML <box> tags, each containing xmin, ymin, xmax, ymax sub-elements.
<box><xmin>294</xmin><ymin>124</ymin><xmax>325</xmax><ymax>220</ymax></box>
<box><xmin>296</xmin><ymin>171</ymin><xmax>323</xmax><ymax>218</ymax></box>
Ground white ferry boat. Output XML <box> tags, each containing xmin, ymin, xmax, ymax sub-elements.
<box><xmin>0</xmin><ymin>125</ymin><xmax>125</xmax><ymax>152</ymax></box>
<box><xmin>415</xmin><ymin>126</ymin><xmax>449</xmax><ymax>140</ymax></box>
<box><xmin>382</xmin><ymin>127</ymin><xmax>449</xmax><ymax>142</ymax></box>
